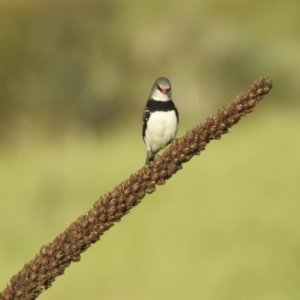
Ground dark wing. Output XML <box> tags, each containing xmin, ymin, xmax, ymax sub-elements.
<box><xmin>174</xmin><ymin>105</ymin><xmax>179</xmax><ymax>123</ymax></box>
<box><xmin>142</xmin><ymin>105</ymin><xmax>151</xmax><ymax>141</ymax></box>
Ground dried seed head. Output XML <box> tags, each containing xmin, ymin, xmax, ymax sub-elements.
<box><xmin>101</xmin><ymin>198</ymin><xmax>109</xmax><ymax>206</ymax></box>
<box><xmin>219</xmin><ymin>122</ymin><xmax>226</xmax><ymax>130</ymax></box>
<box><xmin>130</xmin><ymin>174</ymin><xmax>138</xmax><ymax>182</ymax></box>
<box><xmin>110</xmin><ymin>191</ymin><xmax>118</xmax><ymax>199</ymax></box>
<box><xmin>170</xmin><ymin>149</ymin><xmax>178</xmax><ymax>157</ymax></box>
<box><xmin>178</xmin><ymin>153</ymin><xmax>186</xmax><ymax>161</ymax></box>
<box><xmin>114</xmin><ymin>211</ymin><xmax>124</xmax><ymax>219</ymax></box>
<box><xmin>99</xmin><ymin>206</ymin><xmax>106</xmax><ymax>213</ymax></box>
<box><xmin>117</xmin><ymin>204</ymin><xmax>126</xmax><ymax>212</ymax></box>
<box><xmin>154</xmin><ymin>158</ymin><xmax>162</xmax><ymax>167</ymax></box>
<box><xmin>159</xmin><ymin>170</ymin><xmax>167</xmax><ymax>178</ymax></box>
<box><xmin>123</xmin><ymin>188</ymin><xmax>131</xmax><ymax>196</ymax></box>
<box><xmin>109</xmin><ymin>198</ymin><xmax>117</xmax><ymax>206</ymax></box>
<box><xmin>137</xmin><ymin>189</ymin><xmax>146</xmax><ymax>198</ymax></box>
<box><xmin>107</xmin><ymin>206</ymin><xmax>117</xmax><ymax>215</ymax></box>
<box><xmin>157</xmin><ymin>178</ymin><xmax>165</xmax><ymax>185</ymax></box>
<box><xmin>183</xmin><ymin>147</ymin><xmax>190</xmax><ymax>155</ymax></box>
<box><xmin>209</xmin><ymin>126</ymin><xmax>217</xmax><ymax>133</ymax></box>
<box><xmin>92</xmin><ymin>208</ymin><xmax>100</xmax><ymax>217</ymax></box>
<box><xmin>142</xmin><ymin>173</ymin><xmax>150</xmax><ymax>180</ymax></box>
<box><xmin>99</xmin><ymin>215</ymin><xmax>107</xmax><ymax>223</ymax></box>
<box><xmin>235</xmin><ymin>104</ymin><xmax>243</xmax><ymax>111</ymax></box>
<box><xmin>146</xmin><ymin>186</ymin><xmax>155</xmax><ymax>194</ymax></box>
<box><xmin>151</xmin><ymin>173</ymin><xmax>159</xmax><ymax>182</ymax></box>
<box><xmin>88</xmin><ymin>216</ymin><xmax>95</xmax><ymax>223</ymax></box>
<box><xmin>0</xmin><ymin>77</ymin><xmax>272</xmax><ymax>300</ymax></box>
<box><xmin>55</xmin><ymin>252</ymin><xmax>64</xmax><ymax>260</ymax></box>
<box><xmin>132</xmin><ymin>183</ymin><xmax>140</xmax><ymax>192</ymax></box>
<box><xmin>126</xmin><ymin>195</ymin><xmax>136</xmax><ymax>206</ymax></box>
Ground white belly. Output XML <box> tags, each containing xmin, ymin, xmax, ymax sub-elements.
<box><xmin>144</xmin><ymin>111</ymin><xmax>178</xmax><ymax>154</ymax></box>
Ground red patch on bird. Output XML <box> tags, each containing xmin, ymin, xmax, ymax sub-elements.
<box><xmin>157</xmin><ymin>85</ymin><xmax>170</xmax><ymax>94</ymax></box>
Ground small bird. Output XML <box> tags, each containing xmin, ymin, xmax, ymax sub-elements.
<box><xmin>142</xmin><ymin>77</ymin><xmax>179</xmax><ymax>165</ymax></box>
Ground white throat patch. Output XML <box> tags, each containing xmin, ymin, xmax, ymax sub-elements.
<box><xmin>151</xmin><ymin>89</ymin><xmax>171</xmax><ymax>102</ymax></box>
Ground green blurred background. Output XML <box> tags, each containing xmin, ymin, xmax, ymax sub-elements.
<box><xmin>1</xmin><ymin>0</ymin><xmax>300</xmax><ymax>299</ymax></box>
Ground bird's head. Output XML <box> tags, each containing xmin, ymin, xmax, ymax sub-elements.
<box><xmin>150</xmin><ymin>77</ymin><xmax>171</xmax><ymax>101</ymax></box>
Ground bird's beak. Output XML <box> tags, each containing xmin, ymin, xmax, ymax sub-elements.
<box><xmin>161</xmin><ymin>88</ymin><xmax>169</xmax><ymax>95</ymax></box>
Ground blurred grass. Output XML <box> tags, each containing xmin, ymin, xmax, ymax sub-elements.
<box><xmin>1</xmin><ymin>108</ymin><xmax>300</xmax><ymax>299</ymax></box>
<box><xmin>0</xmin><ymin>0</ymin><xmax>300</xmax><ymax>136</ymax></box>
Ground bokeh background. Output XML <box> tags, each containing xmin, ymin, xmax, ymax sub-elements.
<box><xmin>1</xmin><ymin>0</ymin><xmax>300</xmax><ymax>299</ymax></box>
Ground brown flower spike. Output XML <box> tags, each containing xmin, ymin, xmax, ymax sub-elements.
<box><xmin>0</xmin><ymin>77</ymin><xmax>272</xmax><ymax>300</ymax></box>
